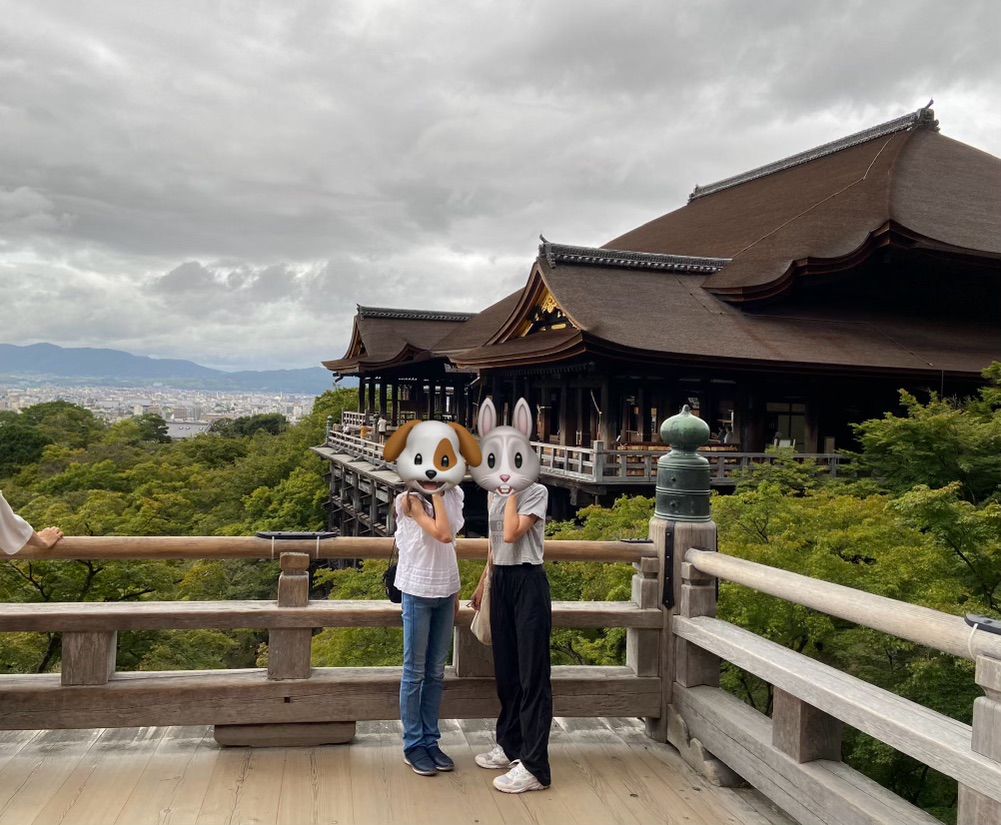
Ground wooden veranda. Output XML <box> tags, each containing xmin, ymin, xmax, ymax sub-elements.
<box><xmin>0</xmin><ymin>718</ymin><xmax>795</xmax><ymax>825</ymax></box>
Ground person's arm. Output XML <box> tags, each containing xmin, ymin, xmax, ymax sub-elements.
<box><xmin>1</xmin><ymin>492</ymin><xmax>62</xmax><ymax>554</ymax></box>
<box><xmin>503</xmin><ymin>492</ymin><xmax>540</xmax><ymax>544</ymax></box>
<box><xmin>26</xmin><ymin>527</ymin><xmax>63</xmax><ymax>549</ymax></box>
<box><xmin>403</xmin><ymin>493</ymin><xmax>453</xmax><ymax>543</ymax></box>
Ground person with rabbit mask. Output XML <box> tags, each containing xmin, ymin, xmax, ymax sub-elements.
<box><xmin>470</xmin><ymin>397</ymin><xmax>552</xmax><ymax>794</ymax></box>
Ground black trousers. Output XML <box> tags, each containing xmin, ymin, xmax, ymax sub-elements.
<box><xmin>490</xmin><ymin>563</ymin><xmax>553</xmax><ymax>786</ymax></box>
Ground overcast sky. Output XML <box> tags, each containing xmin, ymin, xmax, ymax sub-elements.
<box><xmin>1</xmin><ymin>1</ymin><xmax>998</xmax><ymax>371</ymax></box>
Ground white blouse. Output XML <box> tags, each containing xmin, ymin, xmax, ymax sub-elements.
<box><xmin>0</xmin><ymin>490</ymin><xmax>34</xmax><ymax>555</ymax></box>
<box><xmin>393</xmin><ymin>487</ymin><xmax>463</xmax><ymax>598</ymax></box>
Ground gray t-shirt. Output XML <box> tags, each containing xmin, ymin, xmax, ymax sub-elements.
<box><xmin>489</xmin><ymin>483</ymin><xmax>548</xmax><ymax>566</ymax></box>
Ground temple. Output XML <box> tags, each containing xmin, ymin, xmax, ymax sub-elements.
<box><xmin>318</xmin><ymin>106</ymin><xmax>1001</xmax><ymax>528</ymax></box>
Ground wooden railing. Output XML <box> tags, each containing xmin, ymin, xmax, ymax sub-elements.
<box><xmin>341</xmin><ymin>410</ymin><xmax>366</xmax><ymax>430</ymax></box>
<box><xmin>661</xmin><ymin>526</ymin><xmax>1001</xmax><ymax>825</ymax></box>
<box><xmin>2</xmin><ymin>524</ymin><xmax>998</xmax><ymax>822</ymax></box>
<box><xmin>325</xmin><ymin>428</ymin><xmax>391</xmax><ymax>468</ymax></box>
<box><xmin>324</xmin><ymin>428</ymin><xmax>845</xmax><ymax>486</ymax></box>
<box><xmin>0</xmin><ymin>536</ymin><xmax>658</xmax><ymax>747</ymax></box>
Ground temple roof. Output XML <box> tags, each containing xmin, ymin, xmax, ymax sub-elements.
<box><xmin>431</xmin><ymin>290</ymin><xmax>523</xmax><ymax>356</ymax></box>
<box><xmin>606</xmin><ymin>106</ymin><xmax>1001</xmax><ymax>302</ymax></box>
<box><xmin>452</xmin><ymin>257</ymin><xmax>999</xmax><ymax>377</ymax></box>
<box><xmin>331</xmin><ymin>107</ymin><xmax>1000</xmax><ymax>380</ymax></box>
<box><xmin>321</xmin><ymin>305</ymin><xmax>476</xmax><ymax>375</ymax></box>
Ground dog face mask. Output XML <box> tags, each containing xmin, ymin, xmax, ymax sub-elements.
<box><xmin>383</xmin><ymin>419</ymin><xmax>482</xmax><ymax>495</ymax></box>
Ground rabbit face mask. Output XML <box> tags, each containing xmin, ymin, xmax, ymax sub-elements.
<box><xmin>470</xmin><ymin>397</ymin><xmax>540</xmax><ymax>496</ymax></box>
<box><xmin>383</xmin><ymin>419</ymin><xmax>482</xmax><ymax>495</ymax></box>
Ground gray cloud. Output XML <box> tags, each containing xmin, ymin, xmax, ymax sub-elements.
<box><xmin>0</xmin><ymin>0</ymin><xmax>998</xmax><ymax>369</ymax></box>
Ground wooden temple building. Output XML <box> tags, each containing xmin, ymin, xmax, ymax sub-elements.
<box><xmin>316</xmin><ymin>106</ymin><xmax>1000</xmax><ymax>534</ymax></box>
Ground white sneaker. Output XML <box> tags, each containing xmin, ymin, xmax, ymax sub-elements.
<box><xmin>474</xmin><ymin>744</ymin><xmax>512</xmax><ymax>770</ymax></box>
<box><xmin>492</xmin><ymin>760</ymin><xmax>548</xmax><ymax>793</ymax></box>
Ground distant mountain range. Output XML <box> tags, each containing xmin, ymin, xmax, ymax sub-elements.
<box><xmin>0</xmin><ymin>343</ymin><xmax>347</xmax><ymax>395</ymax></box>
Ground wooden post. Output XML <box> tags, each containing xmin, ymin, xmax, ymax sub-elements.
<box><xmin>600</xmin><ymin>380</ymin><xmax>611</xmax><ymax>444</ymax></box>
<box><xmin>627</xmin><ymin>556</ymin><xmax>660</xmax><ymax>677</ymax></box>
<box><xmin>453</xmin><ymin>627</ymin><xmax>495</xmax><ymax>677</ymax></box>
<box><xmin>959</xmin><ymin>655</ymin><xmax>1001</xmax><ymax>824</ymax></box>
<box><xmin>358</xmin><ymin>375</ymin><xmax>366</xmax><ymax>416</ymax></box>
<box><xmin>216</xmin><ymin>551</ymin><xmax>357</xmax><ymax>747</ymax></box>
<box><xmin>61</xmin><ymin>631</ymin><xmax>117</xmax><ymax>686</ymax></box>
<box><xmin>379</xmin><ymin>378</ymin><xmax>387</xmax><ymax>419</ymax></box>
<box><xmin>558</xmin><ymin>376</ymin><xmax>569</xmax><ymax>446</ymax></box>
<box><xmin>267</xmin><ymin>552</ymin><xmax>312</xmax><ymax>680</ymax></box>
<box><xmin>391</xmin><ymin>379</ymin><xmax>399</xmax><ymax>426</ymax></box>
<box><xmin>647</xmin><ymin>405</ymin><xmax>741</xmax><ymax>786</ymax></box>
<box><xmin>772</xmin><ymin>687</ymin><xmax>842</xmax><ymax>762</ymax></box>
<box><xmin>592</xmin><ymin>440</ymin><xmax>605</xmax><ymax>482</ymax></box>
<box><xmin>675</xmin><ymin>553</ymin><xmax>720</xmax><ymax>689</ymax></box>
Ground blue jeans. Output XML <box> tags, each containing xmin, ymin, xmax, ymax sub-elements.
<box><xmin>400</xmin><ymin>592</ymin><xmax>455</xmax><ymax>753</ymax></box>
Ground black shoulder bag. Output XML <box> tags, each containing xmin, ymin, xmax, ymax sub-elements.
<box><xmin>384</xmin><ymin>539</ymin><xmax>402</xmax><ymax>603</ymax></box>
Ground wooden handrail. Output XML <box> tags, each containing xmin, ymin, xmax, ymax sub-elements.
<box><xmin>686</xmin><ymin>548</ymin><xmax>1001</xmax><ymax>662</ymax></box>
<box><xmin>13</xmin><ymin>536</ymin><xmax>654</xmax><ymax>563</ymax></box>
<box><xmin>0</xmin><ymin>599</ymin><xmax>660</xmax><ymax>632</ymax></box>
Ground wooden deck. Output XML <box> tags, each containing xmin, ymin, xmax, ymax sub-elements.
<box><xmin>0</xmin><ymin>718</ymin><xmax>796</xmax><ymax>825</ymax></box>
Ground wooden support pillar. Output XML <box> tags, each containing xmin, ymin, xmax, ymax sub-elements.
<box><xmin>959</xmin><ymin>655</ymin><xmax>1001</xmax><ymax>824</ymax></box>
<box><xmin>415</xmin><ymin>382</ymin><xmax>425</xmax><ymax>421</ymax></box>
<box><xmin>636</xmin><ymin>388</ymin><xmax>652</xmax><ymax>444</ymax></box>
<box><xmin>627</xmin><ymin>556</ymin><xmax>660</xmax><ymax>677</ymax></box>
<box><xmin>575</xmin><ymin>385</ymin><xmax>584</xmax><ymax>446</ymax></box>
<box><xmin>358</xmin><ymin>375</ymin><xmax>366</xmax><ymax>416</ymax></box>
<box><xmin>214</xmin><ymin>550</ymin><xmax>357</xmax><ymax>748</ymax></box>
<box><xmin>616</xmin><ymin>388</ymin><xmax>624</xmax><ymax>444</ymax></box>
<box><xmin>600</xmin><ymin>380</ymin><xmax>611</xmax><ymax>444</ymax></box>
<box><xmin>675</xmin><ymin>539</ymin><xmax>720</xmax><ymax>689</ymax></box>
<box><xmin>453</xmin><ymin>627</ymin><xmax>495</xmax><ymax>677</ymax></box>
<box><xmin>61</xmin><ymin>631</ymin><xmax>117</xmax><ymax>686</ymax></box>
<box><xmin>558</xmin><ymin>376</ymin><xmax>569</xmax><ymax>446</ymax></box>
<box><xmin>378</xmin><ymin>379</ymin><xmax>387</xmax><ymax>418</ymax></box>
<box><xmin>391</xmin><ymin>380</ymin><xmax>399</xmax><ymax>425</ymax></box>
<box><xmin>772</xmin><ymin>687</ymin><xmax>842</xmax><ymax>762</ymax></box>
<box><xmin>367</xmin><ymin>379</ymin><xmax>376</xmax><ymax>422</ymax></box>
<box><xmin>268</xmin><ymin>552</ymin><xmax>312</xmax><ymax>680</ymax></box>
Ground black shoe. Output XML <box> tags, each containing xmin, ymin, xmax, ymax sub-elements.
<box><xmin>426</xmin><ymin>744</ymin><xmax>455</xmax><ymax>772</ymax></box>
<box><xmin>404</xmin><ymin>746</ymin><xmax>438</xmax><ymax>776</ymax></box>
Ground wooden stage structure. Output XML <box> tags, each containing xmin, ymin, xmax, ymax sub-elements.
<box><xmin>3</xmin><ymin>459</ymin><xmax>1000</xmax><ymax>825</ymax></box>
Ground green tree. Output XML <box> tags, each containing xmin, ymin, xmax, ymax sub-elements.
<box><xmin>0</xmin><ymin>421</ymin><xmax>51</xmax><ymax>477</ymax></box>
<box><xmin>851</xmin><ymin>364</ymin><xmax>1001</xmax><ymax>505</ymax></box>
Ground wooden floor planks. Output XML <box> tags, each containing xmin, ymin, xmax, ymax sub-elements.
<box><xmin>0</xmin><ymin>719</ymin><xmax>799</xmax><ymax>825</ymax></box>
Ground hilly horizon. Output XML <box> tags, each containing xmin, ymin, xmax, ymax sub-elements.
<box><xmin>0</xmin><ymin>342</ymin><xmax>354</xmax><ymax>394</ymax></box>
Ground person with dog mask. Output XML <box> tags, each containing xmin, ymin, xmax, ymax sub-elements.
<box><xmin>383</xmin><ymin>418</ymin><xmax>481</xmax><ymax>777</ymax></box>
<box><xmin>469</xmin><ymin>397</ymin><xmax>552</xmax><ymax>794</ymax></box>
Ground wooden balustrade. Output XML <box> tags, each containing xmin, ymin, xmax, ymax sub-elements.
<box><xmin>0</xmin><ymin>537</ymin><xmax>658</xmax><ymax>749</ymax></box>
<box><xmin>673</xmin><ymin>543</ymin><xmax>1001</xmax><ymax>825</ymax></box>
<box><xmin>326</xmin><ymin>428</ymin><xmax>844</xmax><ymax>487</ymax></box>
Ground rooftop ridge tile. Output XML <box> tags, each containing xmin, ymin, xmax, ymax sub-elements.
<box><xmin>688</xmin><ymin>106</ymin><xmax>939</xmax><ymax>203</ymax></box>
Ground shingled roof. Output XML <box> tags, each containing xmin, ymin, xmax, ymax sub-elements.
<box><xmin>606</xmin><ymin>106</ymin><xmax>1001</xmax><ymax>303</ymax></box>
<box><xmin>452</xmin><ymin>106</ymin><xmax>999</xmax><ymax>378</ymax></box>
<box><xmin>322</xmin><ymin>306</ymin><xmax>476</xmax><ymax>375</ymax></box>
